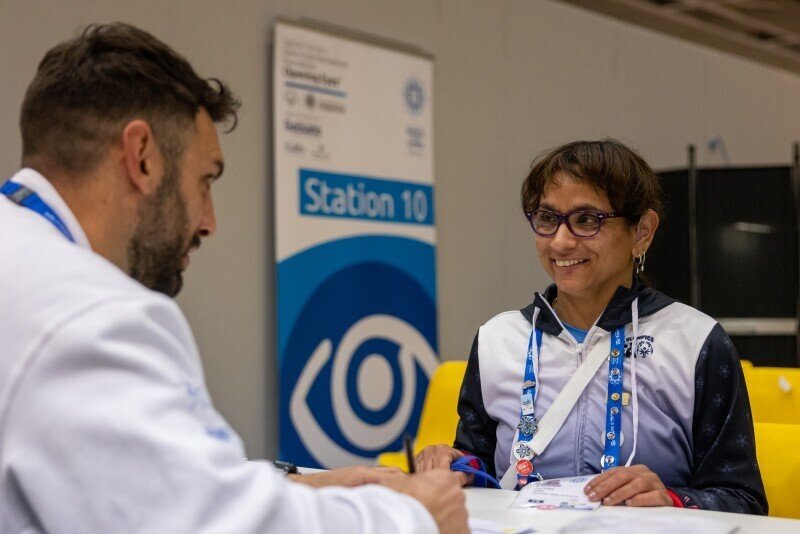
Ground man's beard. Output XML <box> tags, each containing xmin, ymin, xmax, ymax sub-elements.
<box><xmin>127</xmin><ymin>166</ymin><xmax>193</xmax><ymax>297</ymax></box>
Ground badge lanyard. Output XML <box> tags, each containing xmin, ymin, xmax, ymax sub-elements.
<box><xmin>601</xmin><ymin>327</ymin><xmax>625</xmax><ymax>471</ymax></box>
<box><xmin>512</xmin><ymin>327</ymin><xmax>543</xmax><ymax>487</ymax></box>
<box><xmin>1</xmin><ymin>181</ymin><xmax>76</xmax><ymax>243</ymax></box>
<box><xmin>512</xmin><ymin>324</ymin><xmax>626</xmax><ymax>487</ymax></box>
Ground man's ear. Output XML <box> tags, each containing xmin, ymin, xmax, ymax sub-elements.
<box><xmin>121</xmin><ymin>120</ymin><xmax>163</xmax><ymax>195</ymax></box>
<box><xmin>633</xmin><ymin>209</ymin><xmax>659</xmax><ymax>254</ymax></box>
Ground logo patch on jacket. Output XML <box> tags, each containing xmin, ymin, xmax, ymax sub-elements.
<box><xmin>624</xmin><ymin>335</ymin><xmax>654</xmax><ymax>358</ymax></box>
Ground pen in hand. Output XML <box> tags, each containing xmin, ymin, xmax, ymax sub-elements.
<box><xmin>404</xmin><ymin>434</ymin><xmax>416</xmax><ymax>474</ymax></box>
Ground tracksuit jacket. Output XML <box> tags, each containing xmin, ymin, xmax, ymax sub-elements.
<box><xmin>454</xmin><ymin>282</ymin><xmax>768</xmax><ymax>514</ymax></box>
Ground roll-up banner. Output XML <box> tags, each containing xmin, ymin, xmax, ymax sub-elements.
<box><xmin>273</xmin><ymin>21</ymin><xmax>437</xmax><ymax>468</ymax></box>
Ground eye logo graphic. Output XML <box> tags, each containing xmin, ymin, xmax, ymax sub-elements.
<box><xmin>278</xmin><ymin>252</ymin><xmax>439</xmax><ymax>469</ymax></box>
<box><xmin>290</xmin><ymin>315</ymin><xmax>438</xmax><ymax>466</ymax></box>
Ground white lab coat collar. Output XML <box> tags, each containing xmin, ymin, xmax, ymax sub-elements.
<box><xmin>8</xmin><ymin>168</ymin><xmax>92</xmax><ymax>250</ymax></box>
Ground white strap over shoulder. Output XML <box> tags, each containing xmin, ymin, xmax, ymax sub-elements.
<box><xmin>499</xmin><ymin>338</ymin><xmax>611</xmax><ymax>489</ymax></box>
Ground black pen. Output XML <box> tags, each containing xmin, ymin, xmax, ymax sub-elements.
<box><xmin>404</xmin><ymin>434</ymin><xmax>415</xmax><ymax>474</ymax></box>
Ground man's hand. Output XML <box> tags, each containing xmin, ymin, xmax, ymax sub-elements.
<box><xmin>383</xmin><ymin>469</ymin><xmax>470</xmax><ymax>534</ymax></box>
<box><xmin>288</xmin><ymin>466</ymin><xmax>404</xmax><ymax>488</ymax></box>
<box><xmin>583</xmin><ymin>465</ymin><xmax>672</xmax><ymax>507</ymax></box>
<box><xmin>415</xmin><ymin>444</ymin><xmax>465</xmax><ymax>473</ymax></box>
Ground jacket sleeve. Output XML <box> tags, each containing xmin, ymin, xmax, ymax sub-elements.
<box><xmin>3</xmin><ymin>295</ymin><xmax>436</xmax><ymax>534</ymax></box>
<box><xmin>453</xmin><ymin>331</ymin><xmax>499</xmax><ymax>478</ymax></box>
<box><xmin>669</xmin><ymin>323</ymin><xmax>768</xmax><ymax>514</ymax></box>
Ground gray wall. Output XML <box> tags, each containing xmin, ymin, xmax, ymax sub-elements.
<box><xmin>2</xmin><ymin>0</ymin><xmax>799</xmax><ymax>459</ymax></box>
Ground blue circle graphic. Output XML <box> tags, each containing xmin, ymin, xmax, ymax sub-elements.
<box><xmin>279</xmin><ymin>258</ymin><xmax>438</xmax><ymax>467</ymax></box>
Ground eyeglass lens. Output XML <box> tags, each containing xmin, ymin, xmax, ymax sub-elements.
<box><xmin>531</xmin><ymin>210</ymin><xmax>602</xmax><ymax>237</ymax></box>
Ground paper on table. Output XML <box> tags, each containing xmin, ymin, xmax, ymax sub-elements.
<box><xmin>469</xmin><ymin>517</ymin><xmax>536</xmax><ymax>534</ymax></box>
<box><xmin>509</xmin><ymin>475</ymin><xmax>600</xmax><ymax>511</ymax></box>
<box><xmin>558</xmin><ymin>510</ymin><xmax>738</xmax><ymax>534</ymax></box>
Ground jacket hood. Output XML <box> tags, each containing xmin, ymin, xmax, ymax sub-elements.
<box><xmin>520</xmin><ymin>282</ymin><xmax>675</xmax><ymax>335</ymax></box>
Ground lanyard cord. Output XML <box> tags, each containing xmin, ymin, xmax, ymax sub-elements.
<box><xmin>507</xmin><ymin>297</ymin><xmax>641</xmax><ymax>485</ymax></box>
<box><xmin>625</xmin><ymin>298</ymin><xmax>640</xmax><ymax>467</ymax></box>
<box><xmin>1</xmin><ymin>180</ymin><xmax>76</xmax><ymax>243</ymax></box>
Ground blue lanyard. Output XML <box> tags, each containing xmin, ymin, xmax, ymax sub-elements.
<box><xmin>512</xmin><ymin>327</ymin><xmax>543</xmax><ymax>487</ymax></box>
<box><xmin>602</xmin><ymin>327</ymin><xmax>625</xmax><ymax>471</ymax></box>
<box><xmin>515</xmin><ymin>323</ymin><xmax>626</xmax><ymax>485</ymax></box>
<box><xmin>519</xmin><ymin>327</ymin><xmax>543</xmax><ymax>441</ymax></box>
<box><xmin>1</xmin><ymin>180</ymin><xmax>76</xmax><ymax>243</ymax></box>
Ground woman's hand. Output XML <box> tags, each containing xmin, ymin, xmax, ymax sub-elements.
<box><xmin>583</xmin><ymin>465</ymin><xmax>672</xmax><ymax>507</ymax></box>
<box><xmin>415</xmin><ymin>444</ymin><xmax>465</xmax><ymax>473</ymax></box>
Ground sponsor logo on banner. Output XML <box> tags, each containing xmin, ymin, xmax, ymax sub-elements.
<box><xmin>406</xmin><ymin>126</ymin><xmax>425</xmax><ymax>153</ymax></box>
<box><xmin>284</xmin><ymin>142</ymin><xmax>305</xmax><ymax>155</ymax></box>
<box><xmin>312</xmin><ymin>144</ymin><xmax>331</xmax><ymax>160</ymax></box>
<box><xmin>404</xmin><ymin>77</ymin><xmax>425</xmax><ymax>115</ymax></box>
<box><xmin>319</xmin><ymin>99</ymin><xmax>346</xmax><ymax>113</ymax></box>
<box><xmin>305</xmin><ymin>93</ymin><xmax>316</xmax><ymax>110</ymax></box>
<box><xmin>285</xmin><ymin>119</ymin><xmax>321</xmax><ymax>137</ymax></box>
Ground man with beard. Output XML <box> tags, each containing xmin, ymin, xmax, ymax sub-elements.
<box><xmin>0</xmin><ymin>23</ymin><xmax>468</xmax><ymax>533</ymax></box>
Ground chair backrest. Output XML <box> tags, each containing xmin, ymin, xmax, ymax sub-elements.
<box><xmin>754</xmin><ymin>422</ymin><xmax>800</xmax><ymax>518</ymax></box>
<box><xmin>413</xmin><ymin>360</ymin><xmax>467</xmax><ymax>454</ymax></box>
<box><xmin>740</xmin><ymin>359</ymin><xmax>753</xmax><ymax>381</ymax></box>
<box><xmin>745</xmin><ymin>367</ymin><xmax>800</xmax><ymax>425</ymax></box>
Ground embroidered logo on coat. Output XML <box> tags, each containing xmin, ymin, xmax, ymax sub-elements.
<box><xmin>624</xmin><ymin>335</ymin><xmax>654</xmax><ymax>358</ymax></box>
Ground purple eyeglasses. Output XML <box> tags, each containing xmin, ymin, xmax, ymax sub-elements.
<box><xmin>525</xmin><ymin>209</ymin><xmax>623</xmax><ymax>237</ymax></box>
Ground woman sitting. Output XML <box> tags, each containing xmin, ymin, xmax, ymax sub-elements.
<box><xmin>416</xmin><ymin>139</ymin><xmax>766</xmax><ymax>514</ymax></box>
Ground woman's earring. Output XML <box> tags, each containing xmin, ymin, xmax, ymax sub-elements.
<box><xmin>634</xmin><ymin>251</ymin><xmax>646</xmax><ymax>275</ymax></box>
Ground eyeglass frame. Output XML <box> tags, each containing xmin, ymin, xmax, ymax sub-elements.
<box><xmin>524</xmin><ymin>208</ymin><xmax>625</xmax><ymax>238</ymax></box>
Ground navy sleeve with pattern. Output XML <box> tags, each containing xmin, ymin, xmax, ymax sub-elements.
<box><xmin>670</xmin><ymin>323</ymin><xmax>768</xmax><ymax>514</ymax></box>
<box><xmin>453</xmin><ymin>333</ymin><xmax>499</xmax><ymax>478</ymax></box>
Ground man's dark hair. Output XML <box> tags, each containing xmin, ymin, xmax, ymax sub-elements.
<box><xmin>20</xmin><ymin>22</ymin><xmax>240</xmax><ymax>175</ymax></box>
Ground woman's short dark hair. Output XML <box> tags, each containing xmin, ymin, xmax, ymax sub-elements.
<box><xmin>520</xmin><ymin>139</ymin><xmax>663</xmax><ymax>224</ymax></box>
<box><xmin>20</xmin><ymin>22</ymin><xmax>240</xmax><ymax>175</ymax></box>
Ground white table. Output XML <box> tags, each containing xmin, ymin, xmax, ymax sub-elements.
<box><xmin>466</xmin><ymin>487</ymin><xmax>800</xmax><ymax>533</ymax></box>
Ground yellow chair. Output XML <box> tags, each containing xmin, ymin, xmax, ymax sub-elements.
<box><xmin>377</xmin><ymin>360</ymin><xmax>467</xmax><ymax>471</ymax></box>
<box><xmin>754</xmin><ymin>422</ymin><xmax>800</xmax><ymax>518</ymax></box>
<box><xmin>745</xmin><ymin>367</ymin><xmax>800</xmax><ymax>424</ymax></box>
<box><xmin>740</xmin><ymin>359</ymin><xmax>753</xmax><ymax>383</ymax></box>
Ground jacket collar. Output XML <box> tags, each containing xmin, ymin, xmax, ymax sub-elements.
<box><xmin>520</xmin><ymin>282</ymin><xmax>674</xmax><ymax>334</ymax></box>
<box><xmin>6</xmin><ymin>168</ymin><xmax>92</xmax><ymax>250</ymax></box>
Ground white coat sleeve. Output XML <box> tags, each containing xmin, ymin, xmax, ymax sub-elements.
<box><xmin>3</xmin><ymin>294</ymin><xmax>437</xmax><ymax>534</ymax></box>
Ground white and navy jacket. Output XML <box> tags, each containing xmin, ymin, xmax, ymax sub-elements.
<box><xmin>454</xmin><ymin>282</ymin><xmax>767</xmax><ymax>514</ymax></box>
